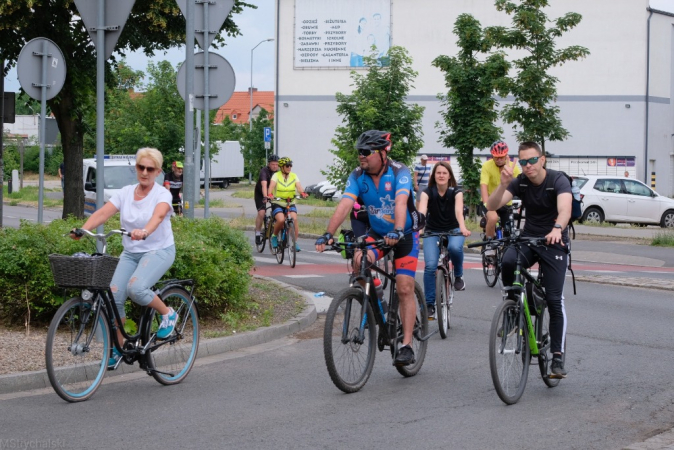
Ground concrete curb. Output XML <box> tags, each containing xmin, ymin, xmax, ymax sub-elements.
<box><xmin>0</xmin><ymin>277</ymin><xmax>318</xmax><ymax>395</ymax></box>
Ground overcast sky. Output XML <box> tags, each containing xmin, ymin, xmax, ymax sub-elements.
<box><xmin>4</xmin><ymin>0</ymin><xmax>275</xmax><ymax>94</ymax></box>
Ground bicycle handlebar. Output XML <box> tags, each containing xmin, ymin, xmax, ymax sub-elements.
<box><xmin>421</xmin><ymin>231</ymin><xmax>465</xmax><ymax>238</ymax></box>
<box><xmin>467</xmin><ymin>235</ymin><xmax>548</xmax><ymax>249</ymax></box>
<box><xmin>327</xmin><ymin>237</ymin><xmax>390</xmax><ymax>253</ymax></box>
<box><xmin>71</xmin><ymin>228</ymin><xmax>130</xmax><ymax>239</ymax></box>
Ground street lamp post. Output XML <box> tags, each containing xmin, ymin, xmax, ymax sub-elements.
<box><xmin>249</xmin><ymin>38</ymin><xmax>274</xmax><ymax>183</ymax></box>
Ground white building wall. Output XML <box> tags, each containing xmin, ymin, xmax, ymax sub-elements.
<box><xmin>274</xmin><ymin>0</ymin><xmax>674</xmax><ymax>196</ymax></box>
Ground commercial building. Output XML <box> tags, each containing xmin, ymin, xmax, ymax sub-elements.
<box><xmin>273</xmin><ymin>0</ymin><xmax>674</xmax><ymax>196</ymax></box>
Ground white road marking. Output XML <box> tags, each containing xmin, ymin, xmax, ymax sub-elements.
<box><xmin>253</xmin><ymin>256</ymin><xmax>314</xmax><ymax>265</ymax></box>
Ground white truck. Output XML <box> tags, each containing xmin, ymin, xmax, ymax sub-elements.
<box><xmin>200</xmin><ymin>140</ymin><xmax>244</xmax><ymax>188</ymax></box>
<box><xmin>83</xmin><ymin>155</ymin><xmax>165</xmax><ymax>215</ymax></box>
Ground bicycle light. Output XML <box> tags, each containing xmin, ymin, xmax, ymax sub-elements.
<box><xmin>81</xmin><ymin>289</ymin><xmax>93</xmax><ymax>300</ymax></box>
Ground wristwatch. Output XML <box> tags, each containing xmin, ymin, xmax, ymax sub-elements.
<box><xmin>553</xmin><ymin>223</ymin><xmax>562</xmax><ymax>230</ymax></box>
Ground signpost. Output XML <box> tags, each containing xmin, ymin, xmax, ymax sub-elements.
<box><xmin>177</xmin><ymin>0</ymin><xmax>235</xmax><ymax>218</ymax></box>
<box><xmin>16</xmin><ymin>38</ymin><xmax>67</xmax><ymax>224</ymax></box>
<box><xmin>73</xmin><ymin>0</ymin><xmax>135</xmax><ymax>237</ymax></box>
<box><xmin>264</xmin><ymin>126</ymin><xmax>272</xmax><ymax>162</ymax></box>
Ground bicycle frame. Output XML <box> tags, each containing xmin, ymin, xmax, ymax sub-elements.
<box><xmin>335</xmin><ymin>238</ymin><xmax>434</xmax><ymax>349</ymax></box>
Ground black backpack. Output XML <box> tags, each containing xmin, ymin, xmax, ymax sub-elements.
<box><xmin>517</xmin><ymin>169</ymin><xmax>582</xmax><ymax>239</ymax></box>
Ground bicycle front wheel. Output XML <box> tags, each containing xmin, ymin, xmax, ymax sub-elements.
<box><xmin>45</xmin><ymin>297</ymin><xmax>110</xmax><ymax>403</ymax></box>
<box><xmin>536</xmin><ymin>306</ymin><xmax>561</xmax><ymax>388</ymax></box>
<box><xmin>435</xmin><ymin>269</ymin><xmax>449</xmax><ymax>339</ymax></box>
<box><xmin>288</xmin><ymin>222</ymin><xmax>297</xmax><ymax>268</ymax></box>
<box><xmin>395</xmin><ymin>282</ymin><xmax>428</xmax><ymax>377</ymax></box>
<box><xmin>489</xmin><ymin>299</ymin><xmax>530</xmax><ymax>405</ymax></box>
<box><xmin>323</xmin><ymin>288</ymin><xmax>377</xmax><ymax>393</ymax></box>
<box><xmin>482</xmin><ymin>249</ymin><xmax>499</xmax><ymax>288</ymax></box>
<box><xmin>146</xmin><ymin>287</ymin><xmax>200</xmax><ymax>385</ymax></box>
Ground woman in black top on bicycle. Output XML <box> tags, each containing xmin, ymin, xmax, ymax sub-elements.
<box><xmin>418</xmin><ymin>161</ymin><xmax>471</xmax><ymax>315</ymax></box>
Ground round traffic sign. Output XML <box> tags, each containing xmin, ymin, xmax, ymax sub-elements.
<box><xmin>17</xmin><ymin>38</ymin><xmax>67</xmax><ymax>101</ymax></box>
<box><xmin>177</xmin><ymin>52</ymin><xmax>236</xmax><ymax>111</ymax></box>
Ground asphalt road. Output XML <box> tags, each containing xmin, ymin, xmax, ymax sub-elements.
<box><xmin>1</xmin><ymin>277</ymin><xmax>672</xmax><ymax>449</ymax></box>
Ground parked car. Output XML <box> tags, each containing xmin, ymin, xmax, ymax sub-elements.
<box><xmin>575</xmin><ymin>176</ymin><xmax>674</xmax><ymax>228</ymax></box>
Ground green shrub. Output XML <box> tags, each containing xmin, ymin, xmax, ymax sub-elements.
<box><xmin>0</xmin><ymin>216</ymin><xmax>254</xmax><ymax>325</ymax></box>
<box><xmin>651</xmin><ymin>231</ymin><xmax>674</xmax><ymax>247</ymax></box>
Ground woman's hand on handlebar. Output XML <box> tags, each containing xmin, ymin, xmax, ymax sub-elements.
<box><xmin>459</xmin><ymin>226</ymin><xmax>471</xmax><ymax>237</ymax></box>
<box><xmin>69</xmin><ymin>228</ymin><xmax>85</xmax><ymax>240</ymax></box>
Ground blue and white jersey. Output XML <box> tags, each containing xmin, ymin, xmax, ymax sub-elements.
<box><xmin>342</xmin><ymin>160</ymin><xmax>416</xmax><ymax>236</ymax></box>
<box><xmin>414</xmin><ymin>164</ymin><xmax>431</xmax><ymax>187</ymax></box>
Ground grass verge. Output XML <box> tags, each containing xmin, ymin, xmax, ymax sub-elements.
<box><xmin>203</xmin><ymin>278</ymin><xmax>307</xmax><ymax>338</ymax></box>
<box><xmin>231</xmin><ymin>187</ymin><xmax>336</xmax><ymax>207</ymax></box>
<box><xmin>2</xmin><ymin>185</ymin><xmax>62</xmax><ymax>208</ymax></box>
<box><xmin>651</xmin><ymin>231</ymin><xmax>674</xmax><ymax>247</ymax></box>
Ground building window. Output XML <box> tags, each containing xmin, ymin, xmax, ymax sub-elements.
<box><xmin>232</xmin><ymin>114</ymin><xmax>237</xmax><ymax>119</ymax></box>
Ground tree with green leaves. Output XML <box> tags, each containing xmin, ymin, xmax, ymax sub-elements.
<box><xmin>325</xmin><ymin>46</ymin><xmax>424</xmax><ymax>188</ymax></box>
<box><xmin>486</xmin><ymin>0</ymin><xmax>590</xmax><ymax>153</ymax></box>
<box><xmin>0</xmin><ymin>0</ymin><xmax>253</xmax><ymax>218</ymax></box>
<box><xmin>433</xmin><ymin>14</ymin><xmax>510</xmax><ymax>212</ymax></box>
<box><xmin>240</xmin><ymin>109</ymin><xmax>273</xmax><ymax>178</ymax></box>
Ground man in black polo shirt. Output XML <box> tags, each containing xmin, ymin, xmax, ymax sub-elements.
<box><xmin>255</xmin><ymin>155</ymin><xmax>279</xmax><ymax>244</ymax></box>
<box><xmin>163</xmin><ymin>161</ymin><xmax>184</xmax><ymax>216</ymax></box>
<box><xmin>486</xmin><ymin>141</ymin><xmax>572</xmax><ymax>379</ymax></box>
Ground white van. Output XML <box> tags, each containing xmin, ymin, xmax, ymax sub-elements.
<box><xmin>83</xmin><ymin>155</ymin><xmax>165</xmax><ymax>215</ymax></box>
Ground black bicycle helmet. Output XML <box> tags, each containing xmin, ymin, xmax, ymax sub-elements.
<box><xmin>268</xmin><ymin>154</ymin><xmax>279</xmax><ymax>163</ymax></box>
<box><xmin>355</xmin><ymin>130</ymin><xmax>392</xmax><ymax>152</ymax></box>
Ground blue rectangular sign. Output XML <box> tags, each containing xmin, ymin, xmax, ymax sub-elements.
<box><xmin>264</xmin><ymin>127</ymin><xmax>272</xmax><ymax>142</ymax></box>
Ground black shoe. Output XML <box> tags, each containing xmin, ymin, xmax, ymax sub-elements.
<box><xmin>255</xmin><ymin>235</ymin><xmax>262</xmax><ymax>245</ymax></box>
<box><xmin>394</xmin><ymin>345</ymin><xmax>415</xmax><ymax>367</ymax></box>
<box><xmin>427</xmin><ymin>304</ymin><xmax>435</xmax><ymax>320</ymax></box>
<box><xmin>550</xmin><ymin>356</ymin><xmax>567</xmax><ymax>379</ymax></box>
<box><xmin>454</xmin><ymin>277</ymin><xmax>466</xmax><ymax>291</ymax></box>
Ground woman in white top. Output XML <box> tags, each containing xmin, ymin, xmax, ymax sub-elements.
<box><xmin>74</xmin><ymin>147</ymin><xmax>177</xmax><ymax>367</ymax></box>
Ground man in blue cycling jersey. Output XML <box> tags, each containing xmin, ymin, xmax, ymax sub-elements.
<box><xmin>315</xmin><ymin>130</ymin><xmax>425</xmax><ymax>366</ymax></box>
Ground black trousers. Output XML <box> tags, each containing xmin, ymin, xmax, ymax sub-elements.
<box><xmin>501</xmin><ymin>242</ymin><xmax>568</xmax><ymax>354</ymax></box>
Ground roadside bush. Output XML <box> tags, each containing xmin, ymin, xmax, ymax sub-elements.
<box><xmin>0</xmin><ymin>216</ymin><xmax>254</xmax><ymax>326</ymax></box>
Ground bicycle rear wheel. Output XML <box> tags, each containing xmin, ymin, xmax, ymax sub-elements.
<box><xmin>255</xmin><ymin>216</ymin><xmax>268</xmax><ymax>253</ymax></box>
<box><xmin>45</xmin><ymin>297</ymin><xmax>110</xmax><ymax>402</ymax></box>
<box><xmin>288</xmin><ymin>222</ymin><xmax>297</xmax><ymax>268</ymax></box>
<box><xmin>146</xmin><ymin>287</ymin><xmax>200</xmax><ymax>385</ymax></box>
<box><xmin>323</xmin><ymin>288</ymin><xmax>377</xmax><ymax>393</ymax></box>
<box><xmin>395</xmin><ymin>282</ymin><xmax>428</xmax><ymax>377</ymax></box>
<box><xmin>435</xmin><ymin>269</ymin><xmax>449</xmax><ymax>339</ymax></box>
<box><xmin>482</xmin><ymin>248</ymin><xmax>500</xmax><ymax>288</ymax></box>
<box><xmin>536</xmin><ymin>306</ymin><xmax>562</xmax><ymax>388</ymax></box>
<box><xmin>489</xmin><ymin>299</ymin><xmax>530</xmax><ymax>405</ymax></box>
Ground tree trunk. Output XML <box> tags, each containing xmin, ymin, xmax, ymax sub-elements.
<box><xmin>51</xmin><ymin>88</ymin><xmax>85</xmax><ymax>219</ymax></box>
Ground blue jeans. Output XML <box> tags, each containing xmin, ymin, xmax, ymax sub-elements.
<box><xmin>423</xmin><ymin>229</ymin><xmax>465</xmax><ymax>305</ymax></box>
<box><xmin>109</xmin><ymin>245</ymin><xmax>176</xmax><ymax>319</ymax></box>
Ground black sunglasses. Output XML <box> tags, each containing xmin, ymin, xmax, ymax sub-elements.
<box><xmin>136</xmin><ymin>164</ymin><xmax>157</xmax><ymax>174</ymax></box>
<box><xmin>357</xmin><ymin>148</ymin><xmax>380</xmax><ymax>157</ymax></box>
<box><xmin>518</xmin><ymin>157</ymin><xmax>541</xmax><ymax>167</ymax></box>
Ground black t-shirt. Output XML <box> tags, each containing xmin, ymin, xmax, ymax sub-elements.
<box><xmin>164</xmin><ymin>171</ymin><xmax>183</xmax><ymax>203</ymax></box>
<box><xmin>423</xmin><ymin>186</ymin><xmax>461</xmax><ymax>231</ymax></box>
<box><xmin>255</xmin><ymin>166</ymin><xmax>277</xmax><ymax>196</ymax></box>
<box><xmin>506</xmin><ymin>169</ymin><xmax>572</xmax><ymax>238</ymax></box>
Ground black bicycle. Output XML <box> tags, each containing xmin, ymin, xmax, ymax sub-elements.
<box><xmin>255</xmin><ymin>202</ymin><xmax>273</xmax><ymax>253</ymax></box>
<box><xmin>480</xmin><ymin>206</ymin><xmax>518</xmax><ymax>288</ymax></box>
<box><xmin>323</xmin><ymin>237</ymin><xmax>431</xmax><ymax>393</ymax></box>
<box><xmin>421</xmin><ymin>231</ymin><xmax>463</xmax><ymax>339</ymax></box>
<box><xmin>468</xmin><ymin>232</ymin><xmax>564</xmax><ymax>405</ymax></box>
<box><xmin>270</xmin><ymin>196</ymin><xmax>302</xmax><ymax>268</ymax></box>
<box><xmin>45</xmin><ymin>229</ymin><xmax>199</xmax><ymax>402</ymax></box>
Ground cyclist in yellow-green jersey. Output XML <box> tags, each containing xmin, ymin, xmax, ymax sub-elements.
<box><xmin>480</xmin><ymin>140</ymin><xmax>521</xmax><ymax>239</ymax></box>
<box><xmin>267</xmin><ymin>157</ymin><xmax>309</xmax><ymax>251</ymax></box>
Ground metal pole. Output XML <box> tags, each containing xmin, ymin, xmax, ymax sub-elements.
<box><xmin>0</xmin><ymin>60</ymin><xmax>4</xmax><ymax>228</ymax></box>
<box><xmin>195</xmin><ymin>109</ymin><xmax>201</xmax><ymax>214</ymax></box>
<box><xmin>38</xmin><ymin>40</ymin><xmax>49</xmax><ymax>224</ymax></box>
<box><xmin>183</xmin><ymin>0</ymin><xmax>196</xmax><ymax>219</ymax></box>
<box><xmin>249</xmin><ymin>45</ymin><xmax>253</xmax><ymax>185</ymax></box>
<box><xmin>203</xmin><ymin>1</ymin><xmax>210</xmax><ymax>218</ymax></box>
<box><xmin>248</xmin><ymin>39</ymin><xmax>273</xmax><ymax>185</ymax></box>
<box><xmin>95</xmin><ymin>0</ymin><xmax>105</xmax><ymax>240</ymax></box>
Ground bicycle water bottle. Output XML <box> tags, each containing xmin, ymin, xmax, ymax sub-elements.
<box><xmin>373</xmin><ymin>278</ymin><xmax>387</xmax><ymax>314</ymax></box>
<box><xmin>496</xmin><ymin>221</ymin><xmax>503</xmax><ymax>240</ymax></box>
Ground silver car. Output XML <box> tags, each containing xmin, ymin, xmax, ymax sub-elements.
<box><xmin>575</xmin><ymin>175</ymin><xmax>674</xmax><ymax>228</ymax></box>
